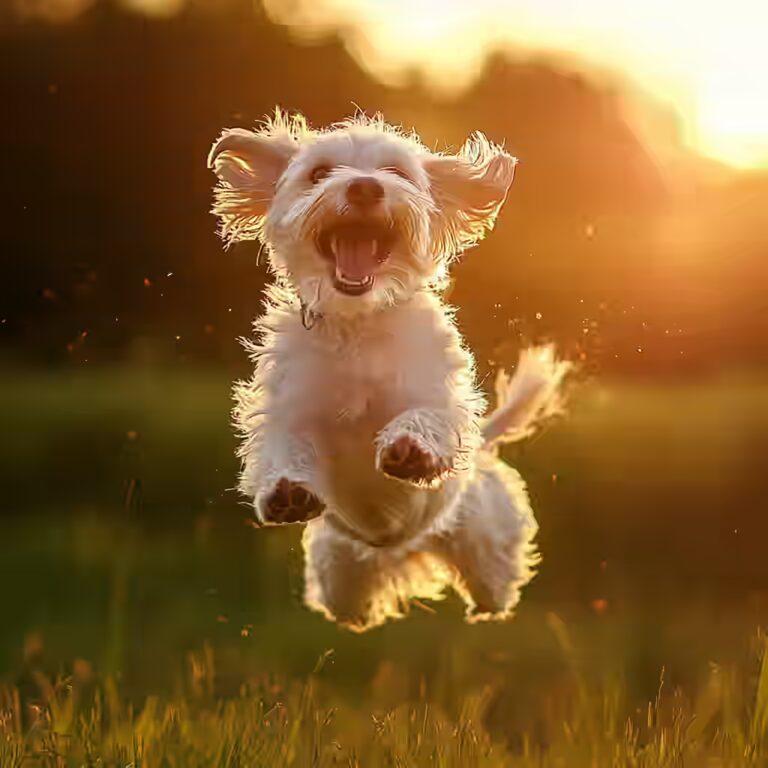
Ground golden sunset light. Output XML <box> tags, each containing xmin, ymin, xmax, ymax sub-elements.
<box><xmin>264</xmin><ymin>0</ymin><xmax>768</xmax><ymax>169</ymax></box>
<box><xmin>15</xmin><ymin>0</ymin><xmax>768</xmax><ymax>167</ymax></box>
<box><xmin>5</xmin><ymin>0</ymin><xmax>768</xmax><ymax>758</ymax></box>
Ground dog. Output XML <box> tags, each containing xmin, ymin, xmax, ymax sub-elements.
<box><xmin>208</xmin><ymin>111</ymin><xmax>569</xmax><ymax>631</ymax></box>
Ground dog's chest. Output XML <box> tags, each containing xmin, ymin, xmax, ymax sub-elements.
<box><xmin>279</xmin><ymin>296</ymin><xmax>450</xmax><ymax>436</ymax></box>
<box><xmin>310</xmin><ymin>333</ymin><xmax>400</xmax><ymax>424</ymax></box>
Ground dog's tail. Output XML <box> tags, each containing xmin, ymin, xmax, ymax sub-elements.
<box><xmin>481</xmin><ymin>345</ymin><xmax>571</xmax><ymax>449</ymax></box>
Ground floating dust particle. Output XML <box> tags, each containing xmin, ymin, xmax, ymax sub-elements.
<box><xmin>591</xmin><ymin>598</ymin><xmax>608</xmax><ymax>614</ymax></box>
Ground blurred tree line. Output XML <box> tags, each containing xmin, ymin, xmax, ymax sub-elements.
<box><xmin>1</xmin><ymin>0</ymin><xmax>766</xmax><ymax>378</ymax></box>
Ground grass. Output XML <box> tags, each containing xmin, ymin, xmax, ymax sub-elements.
<box><xmin>3</xmin><ymin>622</ymin><xmax>768</xmax><ymax>766</ymax></box>
<box><xmin>1</xmin><ymin>369</ymin><xmax>768</xmax><ymax>765</ymax></box>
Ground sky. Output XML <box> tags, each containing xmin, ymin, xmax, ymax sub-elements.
<box><xmin>13</xmin><ymin>0</ymin><xmax>768</xmax><ymax>169</ymax></box>
<box><xmin>263</xmin><ymin>0</ymin><xmax>768</xmax><ymax>169</ymax></box>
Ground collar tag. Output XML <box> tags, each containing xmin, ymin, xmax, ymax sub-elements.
<box><xmin>300</xmin><ymin>300</ymin><xmax>320</xmax><ymax>330</ymax></box>
<box><xmin>300</xmin><ymin>279</ymin><xmax>323</xmax><ymax>330</ymax></box>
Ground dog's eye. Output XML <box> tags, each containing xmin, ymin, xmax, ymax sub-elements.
<box><xmin>382</xmin><ymin>166</ymin><xmax>413</xmax><ymax>183</ymax></box>
<box><xmin>310</xmin><ymin>165</ymin><xmax>333</xmax><ymax>184</ymax></box>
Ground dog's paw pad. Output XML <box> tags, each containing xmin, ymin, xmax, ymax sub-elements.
<box><xmin>261</xmin><ymin>479</ymin><xmax>324</xmax><ymax>524</ymax></box>
<box><xmin>379</xmin><ymin>436</ymin><xmax>448</xmax><ymax>484</ymax></box>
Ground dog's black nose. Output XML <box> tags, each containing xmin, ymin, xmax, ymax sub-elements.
<box><xmin>347</xmin><ymin>176</ymin><xmax>384</xmax><ymax>207</ymax></box>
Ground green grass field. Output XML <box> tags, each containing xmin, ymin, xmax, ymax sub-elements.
<box><xmin>1</xmin><ymin>369</ymin><xmax>767</xmax><ymax>765</ymax></box>
<box><xmin>3</xmin><ymin>623</ymin><xmax>768</xmax><ymax>766</ymax></box>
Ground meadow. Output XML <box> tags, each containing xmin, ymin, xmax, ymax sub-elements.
<box><xmin>1</xmin><ymin>369</ymin><xmax>767</xmax><ymax>765</ymax></box>
<box><xmin>2</xmin><ymin>625</ymin><xmax>768</xmax><ymax>766</ymax></box>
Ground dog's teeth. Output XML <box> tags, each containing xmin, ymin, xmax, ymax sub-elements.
<box><xmin>330</xmin><ymin>236</ymin><xmax>338</xmax><ymax>256</ymax></box>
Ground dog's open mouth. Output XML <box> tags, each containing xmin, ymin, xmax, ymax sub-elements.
<box><xmin>317</xmin><ymin>220</ymin><xmax>395</xmax><ymax>296</ymax></box>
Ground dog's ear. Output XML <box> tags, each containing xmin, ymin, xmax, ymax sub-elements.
<box><xmin>424</xmin><ymin>132</ymin><xmax>517</xmax><ymax>259</ymax></box>
<box><xmin>208</xmin><ymin>127</ymin><xmax>298</xmax><ymax>244</ymax></box>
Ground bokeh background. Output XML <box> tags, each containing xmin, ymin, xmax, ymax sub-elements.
<box><xmin>1</xmin><ymin>0</ymin><xmax>767</xmax><ymax>737</ymax></box>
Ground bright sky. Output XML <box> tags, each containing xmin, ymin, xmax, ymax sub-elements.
<box><xmin>17</xmin><ymin>0</ymin><xmax>768</xmax><ymax>168</ymax></box>
<box><xmin>263</xmin><ymin>0</ymin><xmax>768</xmax><ymax>169</ymax></box>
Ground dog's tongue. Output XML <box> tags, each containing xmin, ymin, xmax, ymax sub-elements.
<box><xmin>334</xmin><ymin>237</ymin><xmax>378</xmax><ymax>280</ymax></box>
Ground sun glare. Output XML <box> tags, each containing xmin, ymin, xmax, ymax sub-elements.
<box><xmin>13</xmin><ymin>0</ymin><xmax>768</xmax><ymax>168</ymax></box>
<box><xmin>120</xmin><ymin>0</ymin><xmax>185</xmax><ymax>17</ymax></box>
<box><xmin>694</xmin><ymin>51</ymin><xmax>768</xmax><ymax>169</ymax></box>
<box><xmin>264</xmin><ymin>0</ymin><xmax>768</xmax><ymax>169</ymax></box>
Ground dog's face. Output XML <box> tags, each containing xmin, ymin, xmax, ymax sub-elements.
<box><xmin>209</xmin><ymin>113</ymin><xmax>516</xmax><ymax>316</ymax></box>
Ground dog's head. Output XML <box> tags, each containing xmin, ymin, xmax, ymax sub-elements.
<box><xmin>209</xmin><ymin>112</ymin><xmax>516</xmax><ymax>316</ymax></box>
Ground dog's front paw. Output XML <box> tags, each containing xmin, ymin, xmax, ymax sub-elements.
<box><xmin>258</xmin><ymin>478</ymin><xmax>325</xmax><ymax>524</ymax></box>
<box><xmin>377</xmin><ymin>435</ymin><xmax>450</xmax><ymax>486</ymax></box>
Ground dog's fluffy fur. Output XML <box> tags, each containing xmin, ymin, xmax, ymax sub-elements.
<box><xmin>209</xmin><ymin>111</ymin><xmax>569</xmax><ymax>631</ymax></box>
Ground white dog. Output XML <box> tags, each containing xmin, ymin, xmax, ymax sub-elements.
<box><xmin>208</xmin><ymin>111</ymin><xmax>569</xmax><ymax>631</ymax></box>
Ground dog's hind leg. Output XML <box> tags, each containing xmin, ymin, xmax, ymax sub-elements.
<box><xmin>302</xmin><ymin>517</ymin><xmax>452</xmax><ymax>631</ymax></box>
<box><xmin>302</xmin><ymin>518</ymin><xmax>397</xmax><ymax>632</ymax></box>
<box><xmin>431</xmin><ymin>454</ymin><xmax>540</xmax><ymax>621</ymax></box>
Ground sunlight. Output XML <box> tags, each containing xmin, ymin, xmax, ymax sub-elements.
<box><xmin>13</xmin><ymin>0</ymin><xmax>768</xmax><ymax>168</ymax></box>
<box><xmin>264</xmin><ymin>0</ymin><xmax>768</xmax><ymax>169</ymax></box>
<box><xmin>694</xmin><ymin>45</ymin><xmax>768</xmax><ymax>169</ymax></box>
<box><xmin>120</xmin><ymin>0</ymin><xmax>186</xmax><ymax>17</ymax></box>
